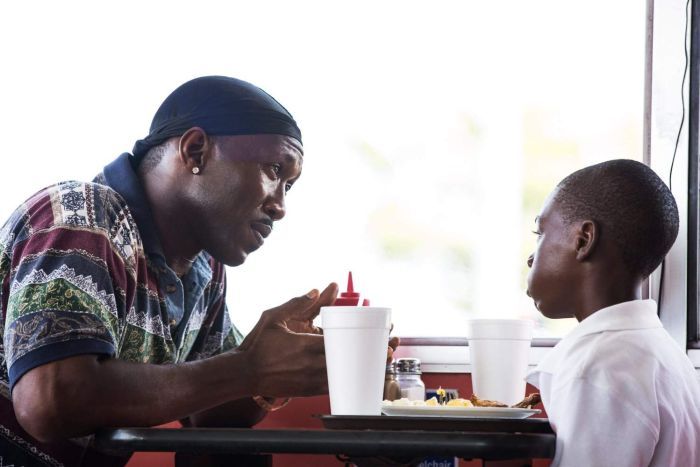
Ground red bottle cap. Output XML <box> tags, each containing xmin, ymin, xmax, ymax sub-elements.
<box><xmin>332</xmin><ymin>271</ymin><xmax>370</xmax><ymax>306</ymax></box>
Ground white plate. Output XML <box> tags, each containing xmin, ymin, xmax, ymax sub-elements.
<box><xmin>381</xmin><ymin>405</ymin><xmax>541</xmax><ymax>419</ymax></box>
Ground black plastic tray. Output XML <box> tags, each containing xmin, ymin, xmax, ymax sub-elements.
<box><xmin>317</xmin><ymin>415</ymin><xmax>553</xmax><ymax>433</ymax></box>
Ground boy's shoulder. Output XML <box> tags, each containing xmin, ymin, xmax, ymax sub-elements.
<box><xmin>537</xmin><ymin>320</ymin><xmax>693</xmax><ymax>403</ymax></box>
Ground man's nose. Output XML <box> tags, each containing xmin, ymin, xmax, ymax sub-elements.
<box><xmin>263</xmin><ymin>189</ymin><xmax>286</xmax><ymax>221</ymax></box>
<box><xmin>527</xmin><ymin>254</ymin><xmax>534</xmax><ymax>268</ymax></box>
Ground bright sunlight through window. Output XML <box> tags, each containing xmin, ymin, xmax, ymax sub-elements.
<box><xmin>0</xmin><ymin>0</ymin><xmax>644</xmax><ymax>337</ymax></box>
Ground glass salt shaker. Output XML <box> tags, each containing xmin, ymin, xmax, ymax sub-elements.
<box><xmin>383</xmin><ymin>361</ymin><xmax>402</xmax><ymax>401</ymax></box>
<box><xmin>395</xmin><ymin>358</ymin><xmax>426</xmax><ymax>401</ymax></box>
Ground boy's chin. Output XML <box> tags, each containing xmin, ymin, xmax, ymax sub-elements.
<box><xmin>531</xmin><ymin>298</ymin><xmax>566</xmax><ymax>319</ymax></box>
<box><xmin>538</xmin><ymin>304</ymin><xmax>574</xmax><ymax>320</ymax></box>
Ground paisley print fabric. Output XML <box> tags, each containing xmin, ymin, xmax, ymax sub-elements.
<box><xmin>0</xmin><ymin>154</ymin><xmax>244</xmax><ymax>466</ymax></box>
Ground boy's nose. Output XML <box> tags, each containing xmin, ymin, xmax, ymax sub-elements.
<box><xmin>527</xmin><ymin>254</ymin><xmax>534</xmax><ymax>268</ymax></box>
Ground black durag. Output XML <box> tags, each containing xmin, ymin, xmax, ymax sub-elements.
<box><xmin>131</xmin><ymin>76</ymin><xmax>302</xmax><ymax>164</ymax></box>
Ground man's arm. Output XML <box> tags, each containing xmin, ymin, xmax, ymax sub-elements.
<box><xmin>177</xmin><ymin>283</ymin><xmax>341</xmax><ymax>429</ymax></box>
<box><xmin>183</xmin><ymin>398</ymin><xmax>267</xmax><ymax>428</ymax></box>
<box><xmin>12</xmin><ymin>290</ymin><xmax>329</xmax><ymax>442</ymax></box>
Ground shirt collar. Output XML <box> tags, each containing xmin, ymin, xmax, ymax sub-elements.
<box><xmin>528</xmin><ymin>299</ymin><xmax>662</xmax><ymax>378</ymax></box>
<box><xmin>566</xmin><ymin>299</ymin><xmax>661</xmax><ymax>338</ymax></box>
<box><xmin>98</xmin><ymin>153</ymin><xmax>165</xmax><ymax>257</ymax></box>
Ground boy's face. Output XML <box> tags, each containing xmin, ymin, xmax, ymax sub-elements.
<box><xmin>526</xmin><ymin>190</ymin><xmax>578</xmax><ymax>319</ymax></box>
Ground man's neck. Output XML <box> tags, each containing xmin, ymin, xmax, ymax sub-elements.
<box><xmin>138</xmin><ymin>169</ymin><xmax>200</xmax><ymax>277</ymax></box>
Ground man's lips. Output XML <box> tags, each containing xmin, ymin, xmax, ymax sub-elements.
<box><xmin>251</xmin><ymin>221</ymin><xmax>273</xmax><ymax>242</ymax></box>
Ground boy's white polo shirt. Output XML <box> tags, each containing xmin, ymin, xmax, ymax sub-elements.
<box><xmin>527</xmin><ymin>299</ymin><xmax>700</xmax><ymax>467</ymax></box>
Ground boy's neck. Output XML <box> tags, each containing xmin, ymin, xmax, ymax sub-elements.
<box><xmin>574</xmin><ymin>275</ymin><xmax>642</xmax><ymax>322</ymax></box>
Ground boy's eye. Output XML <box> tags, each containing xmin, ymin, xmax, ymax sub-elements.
<box><xmin>271</xmin><ymin>163</ymin><xmax>282</xmax><ymax>175</ymax></box>
<box><xmin>532</xmin><ymin>230</ymin><xmax>542</xmax><ymax>236</ymax></box>
<box><xmin>285</xmin><ymin>182</ymin><xmax>293</xmax><ymax>193</ymax></box>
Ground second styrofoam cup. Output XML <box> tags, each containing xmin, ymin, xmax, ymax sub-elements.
<box><xmin>466</xmin><ymin>319</ymin><xmax>534</xmax><ymax>406</ymax></box>
<box><xmin>321</xmin><ymin>306</ymin><xmax>391</xmax><ymax>415</ymax></box>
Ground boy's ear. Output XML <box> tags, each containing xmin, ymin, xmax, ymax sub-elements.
<box><xmin>575</xmin><ymin>220</ymin><xmax>598</xmax><ymax>261</ymax></box>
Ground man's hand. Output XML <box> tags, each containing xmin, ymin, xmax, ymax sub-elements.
<box><xmin>237</xmin><ymin>284</ymin><xmax>338</xmax><ymax>398</ymax></box>
<box><xmin>388</xmin><ymin>332</ymin><xmax>400</xmax><ymax>364</ymax></box>
<box><xmin>278</xmin><ymin>283</ymin><xmax>399</xmax><ymax>363</ymax></box>
<box><xmin>283</xmin><ymin>283</ymin><xmax>338</xmax><ymax>334</ymax></box>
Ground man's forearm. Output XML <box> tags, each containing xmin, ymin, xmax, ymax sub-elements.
<box><xmin>13</xmin><ymin>350</ymin><xmax>254</xmax><ymax>442</ymax></box>
<box><xmin>184</xmin><ymin>397</ymin><xmax>268</xmax><ymax>428</ymax></box>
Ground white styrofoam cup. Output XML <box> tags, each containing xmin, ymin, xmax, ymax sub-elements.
<box><xmin>465</xmin><ymin>319</ymin><xmax>534</xmax><ymax>406</ymax></box>
<box><xmin>321</xmin><ymin>306</ymin><xmax>391</xmax><ymax>415</ymax></box>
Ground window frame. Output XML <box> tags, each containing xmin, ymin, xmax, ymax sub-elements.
<box><xmin>687</xmin><ymin>0</ymin><xmax>700</xmax><ymax>354</ymax></box>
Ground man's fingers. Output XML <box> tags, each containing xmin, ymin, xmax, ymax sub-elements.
<box><xmin>240</xmin><ymin>290</ymin><xmax>321</xmax><ymax>350</ymax></box>
<box><xmin>304</xmin><ymin>282</ymin><xmax>338</xmax><ymax>321</ymax></box>
<box><xmin>319</xmin><ymin>282</ymin><xmax>339</xmax><ymax>307</ymax></box>
<box><xmin>264</xmin><ymin>289</ymin><xmax>320</xmax><ymax>323</ymax></box>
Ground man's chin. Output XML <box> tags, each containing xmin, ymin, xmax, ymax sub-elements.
<box><xmin>211</xmin><ymin>248</ymin><xmax>249</xmax><ymax>267</ymax></box>
<box><xmin>223</xmin><ymin>256</ymin><xmax>246</xmax><ymax>267</ymax></box>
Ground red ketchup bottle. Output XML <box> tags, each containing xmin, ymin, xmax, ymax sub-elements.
<box><xmin>332</xmin><ymin>271</ymin><xmax>370</xmax><ymax>306</ymax></box>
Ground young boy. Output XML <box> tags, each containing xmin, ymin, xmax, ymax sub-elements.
<box><xmin>525</xmin><ymin>159</ymin><xmax>700</xmax><ymax>466</ymax></box>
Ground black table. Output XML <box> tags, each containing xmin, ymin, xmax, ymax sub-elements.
<box><xmin>93</xmin><ymin>416</ymin><xmax>555</xmax><ymax>465</ymax></box>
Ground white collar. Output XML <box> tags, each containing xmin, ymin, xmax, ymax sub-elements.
<box><xmin>529</xmin><ymin>299</ymin><xmax>662</xmax><ymax>376</ymax></box>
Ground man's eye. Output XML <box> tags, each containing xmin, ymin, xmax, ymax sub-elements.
<box><xmin>532</xmin><ymin>230</ymin><xmax>542</xmax><ymax>236</ymax></box>
<box><xmin>271</xmin><ymin>164</ymin><xmax>282</xmax><ymax>175</ymax></box>
<box><xmin>285</xmin><ymin>183</ymin><xmax>293</xmax><ymax>193</ymax></box>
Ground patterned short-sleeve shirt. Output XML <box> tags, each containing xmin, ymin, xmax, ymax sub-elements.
<box><xmin>0</xmin><ymin>153</ymin><xmax>244</xmax><ymax>466</ymax></box>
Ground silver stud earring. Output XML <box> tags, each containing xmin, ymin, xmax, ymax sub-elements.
<box><xmin>192</xmin><ymin>167</ymin><xmax>200</xmax><ymax>175</ymax></box>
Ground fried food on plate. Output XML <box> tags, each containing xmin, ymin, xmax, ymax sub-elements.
<box><xmin>469</xmin><ymin>394</ymin><xmax>508</xmax><ymax>407</ymax></box>
<box><xmin>511</xmin><ymin>393</ymin><xmax>542</xmax><ymax>409</ymax></box>
<box><xmin>469</xmin><ymin>393</ymin><xmax>542</xmax><ymax>408</ymax></box>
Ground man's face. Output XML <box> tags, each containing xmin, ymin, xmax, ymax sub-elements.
<box><xmin>191</xmin><ymin>134</ymin><xmax>303</xmax><ymax>266</ymax></box>
<box><xmin>526</xmin><ymin>190</ymin><xmax>578</xmax><ymax>319</ymax></box>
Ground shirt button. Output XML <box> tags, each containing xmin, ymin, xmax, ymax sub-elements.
<box><xmin>166</xmin><ymin>284</ymin><xmax>177</xmax><ymax>294</ymax></box>
<box><xmin>169</xmin><ymin>319</ymin><xmax>177</xmax><ymax>327</ymax></box>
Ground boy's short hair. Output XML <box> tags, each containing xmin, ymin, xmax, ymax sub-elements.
<box><xmin>554</xmin><ymin>159</ymin><xmax>679</xmax><ymax>279</ymax></box>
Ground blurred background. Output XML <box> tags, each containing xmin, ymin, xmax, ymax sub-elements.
<box><xmin>0</xmin><ymin>0</ymin><xmax>644</xmax><ymax>337</ymax></box>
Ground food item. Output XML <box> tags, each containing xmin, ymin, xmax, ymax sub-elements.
<box><xmin>424</xmin><ymin>397</ymin><xmax>439</xmax><ymax>406</ymax></box>
<box><xmin>469</xmin><ymin>394</ymin><xmax>508</xmax><ymax>407</ymax></box>
<box><xmin>469</xmin><ymin>393</ymin><xmax>542</xmax><ymax>408</ymax></box>
<box><xmin>511</xmin><ymin>392</ymin><xmax>542</xmax><ymax>409</ymax></box>
<box><xmin>445</xmin><ymin>398</ymin><xmax>473</xmax><ymax>407</ymax></box>
<box><xmin>385</xmin><ymin>398</ymin><xmax>412</xmax><ymax>406</ymax></box>
<box><xmin>383</xmin><ymin>392</ymin><xmax>540</xmax><ymax>409</ymax></box>
<box><xmin>383</xmin><ymin>398</ymin><xmax>432</xmax><ymax>406</ymax></box>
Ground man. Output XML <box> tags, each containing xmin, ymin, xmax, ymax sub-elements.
<box><xmin>0</xmin><ymin>76</ymin><xmax>379</xmax><ymax>466</ymax></box>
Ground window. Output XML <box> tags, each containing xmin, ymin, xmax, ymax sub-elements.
<box><xmin>0</xmin><ymin>1</ymin><xmax>648</xmax><ymax>339</ymax></box>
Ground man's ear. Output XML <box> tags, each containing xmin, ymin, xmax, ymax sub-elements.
<box><xmin>178</xmin><ymin>127</ymin><xmax>212</xmax><ymax>173</ymax></box>
<box><xmin>575</xmin><ymin>220</ymin><xmax>598</xmax><ymax>261</ymax></box>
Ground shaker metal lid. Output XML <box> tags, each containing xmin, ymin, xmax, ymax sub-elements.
<box><xmin>396</xmin><ymin>357</ymin><xmax>422</xmax><ymax>374</ymax></box>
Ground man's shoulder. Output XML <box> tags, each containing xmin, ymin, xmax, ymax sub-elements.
<box><xmin>2</xmin><ymin>180</ymin><xmax>144</xmax><ymax>266</ymax></box>
<box><xmin>14</xmin><ymin>180</ymin><xmax>134</xmax><ymax>232</ymax></box>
